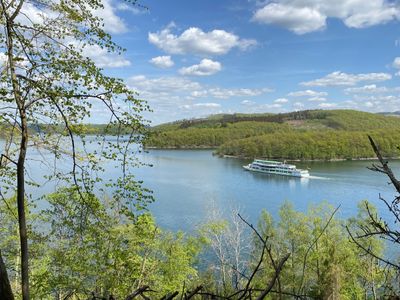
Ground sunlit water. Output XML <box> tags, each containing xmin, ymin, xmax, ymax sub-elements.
<box><xmin>135</xmin><ymin>149</ymin><xmax>399</xmax><ymax>232</ymax></box>
<box><xmin>1</xmin><ymin>138</ymin><xmax>399</xmax><ymax>235</ymax></box>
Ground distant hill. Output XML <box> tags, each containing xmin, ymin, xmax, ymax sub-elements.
<box><xmin>146</xmin><ymin>109</ymin><xmax>400</xmax><ymax>160</ymax></box>
<box><xmin>378</xmin><ymin>111</ymin><xmax>400</xmax><ymax>117</ymax></box>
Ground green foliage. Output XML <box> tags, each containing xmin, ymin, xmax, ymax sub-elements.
<box><xmin>146</xmin><ymin>122</ymin><xmax>291</xmax><ymax>148</ymax></box>
<box><xmin>216</xmin><ymin>129</ymin><xmax>400</xmax><ymax>159</ymax></box>
<box><xmin>0</xmin><ymin>197</ymin><xmax>46</xmax><ymax>299</ymax></box>
<box><xmin>146</xmin><ymin>110</ymin><xmax>400</xmax><ymax>160</ymax></box>
<box><xmin>198</xmin><ymin>202</ymin><xmax>386</xmax><ymax>299</ymax></box>
<box><xmin>252</xmin><ymin>202</ymin><xmax>386</xmax><ymax>299</ymax></box>
<box><xmin>0</xmin><ymin>189</ymin><xmax>201</xmax><ymax>299</ymax></box>
<box><xmin>0</xmin><ymin>190</ymin><xmax>391</xmax><ymax>298</ymax></box>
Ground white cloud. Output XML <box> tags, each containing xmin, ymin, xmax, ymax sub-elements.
<box><xmin>129</xmin><ymin>75</ymin><xmax>271</xmax><ymax>101</ymax></box>
<box><xmin>344</xmin><ymin>5</ymin><xmax>399</xmax><ymax>28</ymax></box>
<box><xmin>252</xmin><ymin>0</ymin><xmax>400</xmax><ymax>34</ymax></box>
<box><xmin>190</xmin><ymin>87</ymin><xmax>271</xmax><ymax>99</ymax></box>
<box><xmin>0</xmin><ymin>53</ymin><xmax>8</xmax><ymax>65</ymax></box>
<box><xmin>191</xmin><ymin>90</ymin><xmax>208</xmax><ymax>98</ymax></box>
<box><xmin>308</xmin><ymin>96</ymin><xmax>327</xmax><ymax>102</ymax></box>
<box><xmin>194</xmin><ymin>103</ymin><xmax>221</xmax><ymax>108</ymax></box>
<box><xmin>318</xmin><ymin>102</ymin><xmax>337</xmax><ymax>108</ymax></box>
<box><xmin>207</xmin><ymin>87</ymin><xmax>272</xmax><ymax>99</ymax></box>
<box><xmin>18</xmin><ymin>0</ymin><xmax>128</xmax><ymax>34</ymax></box>
<box><xmin>181</xmin><ymin>102</ymin><xmax>221</xmax><ymax>110</ymax></box>
<box><xmin>253</xmin><ymin>3</ymin><xmax>326</xmax><ymax>34</ymax></box>
<box><xmin>393</xmin><ymin>57</ymin><xmax>400</xmax><ymax>69</ymax></box>
<box><xmin>128</xmin><ymin>75</ymin><xmax>202</xmax><ymax>93</ymax></box>
<box><xmin>353</xmin><ymin>94</ymin><xmax>399</xmax><ymax>103</ymax></box>
<box><xmin>93</xmin><ymin>0</ymin><xmax>127</xmax><ymax>34</ymax></box>
<box><xmin>149</xmin><ymin>56</ymin><xmax>174</xmax><ymax>68</ymax></box>
<box><xmin>82</xmin><ymin>44</ymin><xmax>131</xmax><ymax>68</ymax></box>
<box><xmin>179</xmin><ymin>59</ymin><xmax>222</xmax><ymax>76</ymax></box>
<box><xmin>148</xmin><ymin>24</ymin><xmax>257</xmax><ymax>55</ymax></box>
<box><xmin>343</xmin><ymin>84</ymin><xmax>400</xmax><ymax>94</ymax></box>
<box><xmin>16</xmin><ymin>1</ymin><xmax>129</xmax><ymax>68</ymax></box>
<box><xmin>274</xmin><ymin>98</ymin><xmax>289</xmax><ymax>103</ymax></box>
<box><xmin>365</xmin><ymin>101</ymin><xmax>374</xmax><ymax>108</ymax></box>
<box><xmin>301</xmin><ymin>71</ymin><xmax>392</xmax><ymax>87</ymax></box>
<box><xmin>18</xmin><ymin>2</ymin><xmax>48</xmax><ymax>25</ymax></box>
<box><xmin>288</xmin><ymin>89</ymin><xmax>328</xmax><ymax>97</ymax></box>
<box><xmin>116</xmin><ymin>2</ymin><xmax>148</xmax><ymax>15</ymax></box>
<box><xmin>261</xmin><ymin>103</ymin><xmax>282</xmax><ymax>109</ymax></box>
<box><xmin>241</xmin><ymin>100</ymin><xmax>256</xmax><ymax>105</ymax></box>
<box><xmin>344</xmin><ymin>92</ymin><xmax>400</xmax><ymax>112</ymax></box>
<box><xmin>127</xmin><ymin>74</ymin><xmax>274</xmax><ymax>123</ymax></box>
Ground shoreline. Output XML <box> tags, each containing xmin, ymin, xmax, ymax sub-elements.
<box><xmin>144</xmin><ymin>146</ymin><xmax>399</xmax><ymax>162</ymax></box>
<box><xmin>144</xmin><ymin>146</ymin><xmax>217</xmax><ymax>150</ymax></box>
<box><xmin>221</xmin><ymin>154</ymin><xmax>400</xmax><ymax>162</ymax></box>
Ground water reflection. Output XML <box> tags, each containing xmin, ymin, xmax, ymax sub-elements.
<box><xmin>1</xmin><ymin>138</ymin><xmax>400</xmax><ymax>234</ymax></box>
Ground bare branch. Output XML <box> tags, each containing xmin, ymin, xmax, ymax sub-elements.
<box><xmin>347</xmin><ymin>226</ymin><xmax>400</xmax><ymax>270</ymax></box>
<box><xmin>0</xmin><ymin>154</ymin><xmax>17</xmax><ymax>166</ymax></box>
<box><xmin>368</xmin><ymin>135</ymin><xmax>400</xmax><ymax>193</ymax></box>
<box><xmin>256</xmin><ymin>253</ymin><xmax>291</xmax><ymax>300</ymax></box>
<box><xmin>237</xmin><ymin>213</ymin><xmax>288</xmax><ymax>300</ymax></box>
<box><xmin>184</xmin><ymin>286</ymin><xmax>203</xmax><ymax>299</ymax></box>
<box><xmin>160</xmin><ymin>291</ymin><xmax>179</xmax><ymax>300</ymax></box>
<box><xmin>125</xmin><ymin>286</ymin><xmax>150</xmax><ymax>300</ymax></box>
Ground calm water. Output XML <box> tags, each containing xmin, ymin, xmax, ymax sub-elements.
<box><xmin>1</xmin><ymin>139</ymin><xmax>399</xmax><ymax>232</ymax></box>
<box><xmin>136</xmin><ymin>149</ymin><xmax>399</xmax><ymax>231</ymax></box>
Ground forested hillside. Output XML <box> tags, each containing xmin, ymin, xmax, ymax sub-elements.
<box><xmin>145</xmin><ymin>110</ymin><xmax>400</xmax><ymax>160</ymax></box>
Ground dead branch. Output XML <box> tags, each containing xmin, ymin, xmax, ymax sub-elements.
<box><xmin>184</xmin><ymin>286</ymin><xmax>203</xmax><ymax>299</ymax></box>
<box><xmin>125</xmin><ymin>286</ymin><xmax>150</xmax><ymax>300</ymax></box>
<box><xmin>160</xmin><ymin>291</ymin><xmax>179</xmax><ymax>300</ymax></box>
<box><xmin>367</xmin><ymin>136</ymin><xmax>400</xmax><ymax>193</ymax></box>
<box><xmin>237</xmin><ymin>213</ymin><xmax>289</xmax><ymax>299</ymax></box>
<box><xmin>346</xmin><ymin>226</ymin><xmax>400</xmax><ymax>270</ymax></box>
<box><xmin>256</xmin><ymin>253</ymin><xmax>291</xmax><ymax>300</ymax></box>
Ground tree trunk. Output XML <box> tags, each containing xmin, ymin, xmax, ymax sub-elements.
<box><xmin>0</xmin><ymin>250</ymin><xmax>14</xmax><ymax>300</ymax></box>
<box><xmin>17</xmin><ymin>109</ymin><xmax>29</xmax><ymax>300</ymax></box>
<box><xmin>2</xmin><ymin>9</ymin><xmax>30</xmax><ymax>299</ymax></box>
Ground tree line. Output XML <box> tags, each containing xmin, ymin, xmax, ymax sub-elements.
<box><xmin>216</xmin><ymin>129</ymin><xmax>400</xmax><ymax>160</ymax></box>
<box><xmin>146</xmin><ymin>110</ymin><xmax>400</xmax><ymax>160</ymax></box>
<box><xmin>1</xmin><ymin>188</ymin><xmax>395</xmax><ymax>299</ymax></box>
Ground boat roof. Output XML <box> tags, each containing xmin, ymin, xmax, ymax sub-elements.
<box><xmin>254</xmin><ymin>159</ymin><xmax>282</xmax><ymax>164</ymax></box>
<box><xmin>253</xmin><ymin>159</ymin><xmax>298</xmax><ymax>168</ymax></box>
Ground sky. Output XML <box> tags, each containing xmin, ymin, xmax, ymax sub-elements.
<box><xmin>91</xmin><ymin>0</ymin><xmax>400</xmax><ymax>124</ymax></box>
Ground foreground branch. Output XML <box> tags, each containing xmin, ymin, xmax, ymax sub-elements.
<box><xmin>368</xmin><ymin>135</ymin><xmax>400</xmax><ymax>193</ymax></box>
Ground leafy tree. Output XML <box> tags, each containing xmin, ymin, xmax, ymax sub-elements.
<box><xmin>0</xmin><ymin>0</ymin><xmax>150</xmax><ymax>298</ymax></box>
<box><xmin>252</xmin><ymin>202</ymin><xmax>386</xmax><ymax>299</ymax></box>
<box><xmin>1</xmin><ymin>188</ymin><xmax>201</xmax><ymax>299</ymax></box>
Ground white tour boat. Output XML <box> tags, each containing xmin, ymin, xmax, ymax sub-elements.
<box><xmin>243</xmin><ymin>159</ymin><xmax>310</xmax><ymax>178</ymax></box>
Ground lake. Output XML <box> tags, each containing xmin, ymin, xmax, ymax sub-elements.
<box><xmin>135</xmin><ymin>149</ymin><xmax>399</xmax><ymax>231</ymax></box>
<box><xmin>1</xmin><ymin>138</ymin><xmax>399</xmax><ymax>232</ymax></box>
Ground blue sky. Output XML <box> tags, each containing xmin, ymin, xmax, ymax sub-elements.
<box><xmin>93</xmin><ymin>0</ymin><xmax>400</xmax><ymax>124</ymax></box>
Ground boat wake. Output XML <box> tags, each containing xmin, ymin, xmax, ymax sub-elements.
<box><xmin>308</xmin><ymin>175</ymin><xmax>330</xmax><ymax>180</ymax></box>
